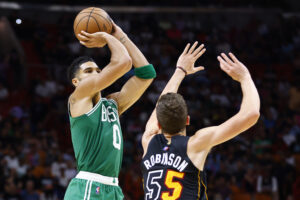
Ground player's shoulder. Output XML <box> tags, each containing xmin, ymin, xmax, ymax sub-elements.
<box><xmin>192</xmin><ymin>126</ymin><xmax>217</xmax><ymax>139</ymax></box>
<box><xmin>187</xmin><ymin>126</ymin><xmax>216</xmax><ymax>151</ymax></box>
<box><xmin>69</xmin><ymin>92</ymin><xmax>93</xmax><ymax>103</ymax></box>
<box><xmin>106</xmin><ymin>98</ymin><xmax>118</xmax><ymax>108</ymax></box>
<box><xmin>105</xmin><ymin>94</ymin><xmax>119</xmax><ymax>108</ymax></box>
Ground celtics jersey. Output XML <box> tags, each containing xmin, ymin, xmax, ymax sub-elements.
<box><xmin>69</xmin><ymin>98</ymin><xmax>123</xmax><ymax>177</ymax></box>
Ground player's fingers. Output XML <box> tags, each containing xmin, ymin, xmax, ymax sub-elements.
<box><xmin>194</xmin><ymin>66</ymin><xmax>205</xmax><ymax>72</ymax></box>
<box><xmin>79</xmin><ymin>41</ymin><xmax>92</xmax><ymax>48</ymax></box>
<box><xmin>188</xmin><ymin>41</ymin><xmax>198</xmax><ymax>54</ymax></box>
<box><xmin>229</xmin><ymin>52</ymin><xmax>239</xmax><ymax>63</ymax></box>
<box><xmin>217</xmin><ymin>56</ymin><xmax>231</xmax><ymax>70</ymax></box>
<box><xmin>77</xmin><ymin>34</ymin><xmax>89</xmax><ymax>41</ymax></box>
<box><xmin>221</xmin><ymin>53</ymin><xmax>234</xmax><ymax>66</ymax></box>
<box><xmin>80</xmin><ymin>31</ymin><xmax>92</xmax><ymax>37</ymax></box>
<box><xmin>219</xmin><ymin>63</ymin><xmax>230</xmax><ymax>73</ymax></box>
<box><xmin>79</xmin><ymin>41</ymin><xmax>88</xmax><ymax>47</ymax></box>
<box><xmin>192</xmin><ymin>44</ymin><xmax>204</xmax><ymax>57</ymax></box>
<box><xmin>195</xmin><ymin>48</ymin><xmax>206</xmax><ymax>60</ymax></box>
<box><xmin>182</xmin><ymin>43</ymin><xmax>190</xmax><ymax>55</ymax></box>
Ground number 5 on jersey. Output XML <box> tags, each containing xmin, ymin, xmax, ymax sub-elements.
<box><xmin>161</xmin><ymin>170</ymin><xmax>184</xmax><ymax>200</ymax></box>
<box><xmin>146</xmin><ymin>170</ymin><xmax>185</xmax><ymax>200</ymax></box>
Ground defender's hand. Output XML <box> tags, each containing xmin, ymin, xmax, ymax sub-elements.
<box><xmin>176</xmin><ymin>42</ymin><xmax>206</xmax><ymax>75</ymax></box>
<box><xmin>217</xmin><ymin>53</ymin><xmax>250</xmax><ymax>82</ymax></box>
<box><xmin>77</xmin><ymin>31</ymin><xmax>108</xmax><ymax>48</ymax></box>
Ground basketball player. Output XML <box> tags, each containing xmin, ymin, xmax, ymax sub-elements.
<box><xmin>141</xmin><ymin>42</ymin><xmax>260</xmax><ymax>199</ymax></box>
<box><xmin>64</xmin><ymin>25</ymin><xmax>156</xmax><ymax>199</ymax></box>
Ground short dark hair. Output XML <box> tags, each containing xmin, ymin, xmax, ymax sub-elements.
<box><xmin>67</xmin><ymin>56</ymin><xmax>94</xmax><ymax>84</ymax></box>
<box><xmin>156</xmin><ymin>93</ymin><xmax>188</xmax><ymax>134</ymax></box>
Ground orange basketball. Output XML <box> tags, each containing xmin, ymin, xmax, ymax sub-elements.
<box><xmin>73</xmin><ymin>7</ymin><xmax>113</xmax><ymax>40</ymax></box>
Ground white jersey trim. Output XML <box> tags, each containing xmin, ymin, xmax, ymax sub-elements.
<box><xmin>108</xmin><ymin>98</ymin><xmax>118</xmax><ymax>109</ymax></box>
<box><xmin>86</xmin><ymin>98</ymin><xmax>104</xmax><ymax>116</ymax></box>
<box><xmin>87</xmin><ymin>180</ymin><xmax>93</xmax><ymax>200</ymax></box>
<box><xmin>83</xmin><ymin>180</ymin><xmax>90</xmax><ymax>200</ymax></box>
<box><xmin>76</xmin><ymin>171</ymin><xmax>119</xmax><ymax>186</ymax></box>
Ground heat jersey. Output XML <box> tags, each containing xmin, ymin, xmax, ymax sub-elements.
<box><xmin>141</xmin><ymin>134</ymin><xmax>208</xmax><ymax>200</ymax></box>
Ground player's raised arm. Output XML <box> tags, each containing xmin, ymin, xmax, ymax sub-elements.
<box><xmin>142</xmin><ymin>42</ymin><xmax>206</xmax><ymax>153</ymax></box>
<box><xmin>106</xmin><ymin>23</ymin><xmax>156</xmax><ymax>115</ymax></box>
<box><xmin>71</xmin><ymin>31</ymin><xmax>132</xmax><ymax>99</ymax></box>
<box><xmin>188</xmin><ymin>53</ymin><xmax>260</xmax><ymax>152</ymax></box>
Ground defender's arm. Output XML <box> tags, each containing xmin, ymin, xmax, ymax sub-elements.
<box><xmin>142</xmin><ymin>42</ymin><xmax>206</xmax><ymax>153</ymax></box>
<box><xmin>188</xmin><ymin>53</ymin><xmax>260</xmax><ymax>152</ymax></box>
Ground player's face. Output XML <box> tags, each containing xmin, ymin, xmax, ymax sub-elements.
<box><xmin>72</xmin><ymin>61</ymin><xmax>101</xmax><ymax>87</ymax></box>
<box><xmin>78</xmin><ymin>61</ymin><xmax>101</xmax><ymax>80</ymax></box>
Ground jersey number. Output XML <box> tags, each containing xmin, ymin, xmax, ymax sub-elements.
<box><xmin>145</xmin><ymin>170</ymin><xmax>184</xmax><ymax>200</ymax></box>
<box><xmin>113</xmin><ymin>124</ymin><xmax>121</xmax><ymax>150</ymax></box>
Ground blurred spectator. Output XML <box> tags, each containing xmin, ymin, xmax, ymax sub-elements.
<box><xmin>21</xmin><ymin>180</ymin><xmax>40</xmax><ymax>200</ymax></box>
<box><xmin>289</xmin><ymin>82</ymin><xmax>300</xmax><ymax>112</ymax></box>
<box><xmin>0</xmin><ymin>7</ymin><xmax>299</xmax><ymax>200</ymax></box>
<box><xmin>4</xmin><ymin>150</ymin><xmax>19</xmax><ymax>170</ymax></box>
<box><xmin>0</xmin><ymin>83</ymin><xmax>8</xmax><ymax>100</ymax></box>
<box><xmin>242</xmin><ymin>168</ymin><xmax>256</xmax><ymax>199</ymax></box>
<box><xmin>3</xmin><ymin>176</ymin><xmax>21</xmax><ymax>200</ymax></box>
<box><xmin>256</xmin><ymin>166</ymin><xmax>279</xmax><ymax>200</ymax></box>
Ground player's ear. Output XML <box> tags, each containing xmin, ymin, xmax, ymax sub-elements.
<box><xmin>186</xmin><ymin>115</ymin><xmax>190</xmax><ymax>126</ymax></box>
<box><xmin>72</xmin><ymin>78</ymin><xmax>79</xmax><ymax>87</ymax></box>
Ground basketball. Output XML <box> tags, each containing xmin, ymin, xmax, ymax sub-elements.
<box><xmin>73</xmin><ymin>7</ymin><xmax>113</xmax><ymax>40</ymax></box>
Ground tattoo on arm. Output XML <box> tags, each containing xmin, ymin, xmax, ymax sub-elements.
<box><xmin>119</xmin><ymin>36</ymin><xmax>126</xmax><ymax>44</ymax></box>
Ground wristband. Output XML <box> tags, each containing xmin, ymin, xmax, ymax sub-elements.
<box><xmin>134</xmin><ymin>64</ymin><xmax>156</xmax><ymax>79</ymax></box>
<box><xmin>176</xmin><ymin>66</ymin><xmax>187</xmax><ymax>75</ymax></box>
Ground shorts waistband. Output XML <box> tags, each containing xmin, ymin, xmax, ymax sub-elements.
<box><xmin>75</xmin><ymin>171</ymin><xmax>119</xmax><ymax>186</ymax></box>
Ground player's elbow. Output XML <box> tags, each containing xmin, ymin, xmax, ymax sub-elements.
<box><xmin>112</xmin><ymin>56</ymin><xmax>132</xmax><ymax>73</ymax></box>
<box><xmin>126</xmin><ymin>57</ymin><xmax>132</xmax><ymax>72</ymax></box>
<box><xmin>122</xmin><ymin>56</ymin><xmax>132</xmax><ymax>73</ymax></box>
<box><xmin>247</xmin><ymin>110</ymin><xmax>260</xmax><ymax>125</ymax></box>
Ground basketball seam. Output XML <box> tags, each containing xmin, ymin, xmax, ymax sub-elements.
<box><xmin>90</xmin><ymin>16</ymin><xmax>101</xmax><ymax>32</ymax></box>
<box><xmin>77</xmin><ymin>12</ymin><xmax>112</xmax><ymax>31</ymax></box>
<box><xmin>86</xmin><ymin>7</ymin><xmax>95</xmax><ymax>32</ymax></box>
<box><xmin>75</xmin><ymin>16</ymin><xmax>89</xmax><ymax>34</ymax></box>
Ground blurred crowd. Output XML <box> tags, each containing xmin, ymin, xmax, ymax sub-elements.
<box><xmin>0</xmin><ymin>9</ymin><xmax>299</xmax><ymax>200</ymax></box>
<box><xmin>7</xmin><ymin>0</ymin><xmax>296</xmax><ymax>11</ymax></box>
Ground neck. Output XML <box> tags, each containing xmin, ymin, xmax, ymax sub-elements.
<box><xmin>163</xmin><ymin>130</ymin><xmax>186</xmax><ymax>139</ymax></box>
<box><xmin>92</xmin><ymin>92</ymin><xmax>101</xmax><ymax>104</ymax></box>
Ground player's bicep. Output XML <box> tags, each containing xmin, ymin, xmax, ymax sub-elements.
<box><xmin>188</xmin><ymin>126</ymin><xmax>217</xmax><ymax>151</ymax></box>
<box><xmin>191</xmin><ymin>113</ymin><xmax>257</xmax><ymax>151</ymax></box>
<box><xmin>212</xmin><ymin>111</ymin><xmax>260</xmax><ymax>146</ymax></box>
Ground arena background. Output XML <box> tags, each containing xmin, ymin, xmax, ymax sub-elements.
<box><xmin>0</xmin><ymin>0</ymin><xmax>299</xmax><ymax>199</ymax></box>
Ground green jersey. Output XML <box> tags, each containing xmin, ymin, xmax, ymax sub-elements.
<box><xmin>69</xmin><ymin>98</ymin><xmax>123</xmax><ymax>177</ymax></box>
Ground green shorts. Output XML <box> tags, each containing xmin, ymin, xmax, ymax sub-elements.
<box><xmin>64</xmin><ymin>178</ymin><xmax>124</xmax><ymax>200</ymax></box>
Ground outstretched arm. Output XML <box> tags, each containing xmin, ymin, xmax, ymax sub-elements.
<box><xmin>142</xmin><ymin>42</ymin><xmax>206</xmax><ymax>153</ymax></box>
<box><xmin>72</xmin><ymin>31</ymin><xmax>132</xmax><ymax>100</ymax></box>
<box><xmin>188</xmin><ymin>53</ymin><xmax>260</xmax><ymax>153</ymax></box>
<box><xmin>107</xmin><ymin>23</ymin><xmax>156</xmax><ymax>115</ymax></box>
